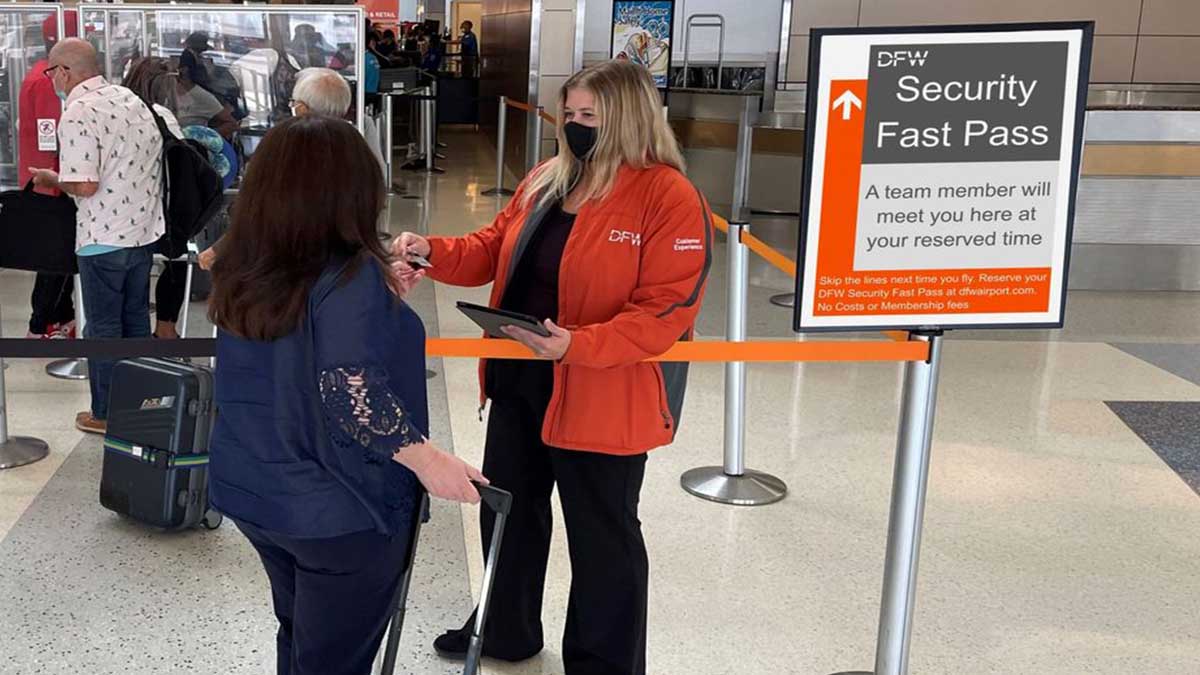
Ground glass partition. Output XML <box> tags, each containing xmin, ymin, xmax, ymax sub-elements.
<box><xmin>0</xmin><ymin>4</ymin><xmax>63</xmax><ymax>189</ymax></box>
<box><xmin>79</xmin><ymin>4</ymin><xmax>365</xmax><ymax>176</ymax></box>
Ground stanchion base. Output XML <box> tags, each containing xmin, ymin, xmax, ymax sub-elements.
<box><xmin>829</xmin><ymin>671</ymin><xmax>874</xmax><ymax>675</ymax></box>
<box><xmin>769</xmin><ymin>293</ymin><xmax>795</xmax><ymax>308</ymax></box>
<box><xmin>0</xmin><ymin>436</ymin><xmax>50</xmax><ymax>470</ymax></box>
<box><xmin>680</xmin><ymin>467</ymin><xmax>787</xmax><ymax>506</ymax></box>
<box><xmin>482</xmin><ymin>188</ymin><xmax>515</xmax><ymax>196</ymax></box>
<box><xmin>46</xmin><ymin>358</ymin><xmax>88</xmax><ymax>380</ymax></box>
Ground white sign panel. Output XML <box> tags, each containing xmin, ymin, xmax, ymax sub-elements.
<box><xmin>794</xmin><ymin>22</ymin><xmax>1094</xmax><ymax>332</ymax></box>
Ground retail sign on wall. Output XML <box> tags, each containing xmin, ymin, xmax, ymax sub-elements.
<box><xmin>358</xmin><ymin>0</ymin><xmax>398</xmax><ymax>25</ymax></box>
<box><xmin>794</xmin><ymin>23</ymin><xmax>1094</xmax><ymax>332</ymax></box>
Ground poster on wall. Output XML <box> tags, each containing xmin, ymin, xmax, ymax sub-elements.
<box><xmin>611</xmin><ymin>0</ymin><xmax>675</xmax><ymax>89</ymax></box>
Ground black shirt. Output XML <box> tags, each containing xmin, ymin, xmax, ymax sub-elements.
<box><xmin>488</xmin><ymin>202</ymin><xmax>576</xmax><ymax>402</ymax></box>
<box><xmin>501</xmin><ymin>202</ymin><xmax>576</xmax><ymax>323</ymax></box>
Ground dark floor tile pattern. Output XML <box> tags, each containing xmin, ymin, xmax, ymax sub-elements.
<box><xmin>1106</xmin><ymin>401</ymin><xmax>1200</xmax><ymax>495</ymax></box>
<box><xmin>1111</xmin><ymin>343</ymin><xmax>1200</xmax><ymax>388</ymax></box>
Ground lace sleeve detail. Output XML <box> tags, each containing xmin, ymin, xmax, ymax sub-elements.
<box><xmin>319</xmin><ymin>365</ymin><xmax>424</xmax><ymax>460</ymax></box>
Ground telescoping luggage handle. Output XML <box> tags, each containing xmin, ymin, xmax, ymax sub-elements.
<box><xmin>378</xmin><ymin>482</ymin><xmax>512</xmax><ymax>675</ymax></box>
<box><xmin>465</xmin><ymin>482</ymin><xmax>511</xmax><ymax>675</ymax></box>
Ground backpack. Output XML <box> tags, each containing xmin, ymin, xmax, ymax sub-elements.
<box><xmin>144</xmin><ymin>104</ymin><xmax>224</xmax><ymax>259</ymax></box>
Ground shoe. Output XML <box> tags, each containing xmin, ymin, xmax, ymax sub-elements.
<box><xmin>432</xmin><ymin>625</ymin><xmax>470</xmax><ymax>660</ymax></box>
<box><xmin>75</xmin><ymin>412</ymin><xmax>107</xmax><ymax>435</ymax></box>
<box><xmin>432</xmin><ymin>623</ymin><xmax>540</xmax><ymax>662</ymax></box>
<box><xmin>25</xmin><ymin>330</ymin><xmax>50</xmax><ymax>339</ymax></box>
<box><xmin>57</xmin><ymin>321</ymin><xmax>77</xmax><ymax>339</ymax></box>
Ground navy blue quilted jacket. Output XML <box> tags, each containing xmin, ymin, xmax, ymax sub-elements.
<box><xmin>209</xmin><ymin>255</ymin><xmax>427</xmax><ymax>538</ymax></box>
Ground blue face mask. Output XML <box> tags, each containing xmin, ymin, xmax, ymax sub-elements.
<box><xmin>55</xmin><ymin>87</ymin><xmax>67</xmax><ymax>102</ymax></box>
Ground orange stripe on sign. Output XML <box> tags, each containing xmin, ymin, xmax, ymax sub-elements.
<box><xmin>816</xmin><ymin>79</ymin><xmax>869</xmax><ymax>277</ymax></box>
<box><xmin>424</xmin><ymin>338</ymin><xmax>930</xmax><ymax>363</ymax></box>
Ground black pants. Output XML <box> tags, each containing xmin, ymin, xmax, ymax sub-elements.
<box><xmin>28</xmin><ymin>272</ymin><xmax>74</xmax><ymax>334</ymax></box>
<box><xmin>480</xmin><ymin>362</ymin><xmax>649</xmax><ymax>675</ymax></box>
<box><xmin>154</xmin><ymin>261</ymin><xmax>188</xmax><ymax>324</ymax></box>
<box><xmin>236</xmin><ymin>520</ymin><xmax>412</xmax><ymax>675</ymax></box>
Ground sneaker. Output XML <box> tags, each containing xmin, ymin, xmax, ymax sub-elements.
<box><xmin>25</xmin><ymin>330</ymin><xmax>50</xmax><ymax>339</ymax></box>
<box><xmin>75</xmin><ymin>412</ymin><xmax>107</xmax><ymax>435</ymax></box>
<box><xmin>56</xmin><ymin>321</ymin><xmax>77</xmax><ymax>339</ymax></box>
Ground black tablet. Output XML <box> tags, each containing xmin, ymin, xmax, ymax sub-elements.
<box><xmin>457</xmin><ymin>301</ymin><xmax>551</xmax><ymax>339</ymax></box>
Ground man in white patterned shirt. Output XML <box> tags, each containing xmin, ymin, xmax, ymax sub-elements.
<box><xmin>30</xmin><ymin>38</ymin><xmax>165</xmax><ymax>434</ymax></box>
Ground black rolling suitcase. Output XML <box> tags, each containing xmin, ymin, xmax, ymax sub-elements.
<box><xmin>379</xmin><ymin>483</ymin><xmax>513</xmax><ymax>675</ymax></box>
<box><xmin>99</xmin><ymin>357</ymin><xmax>223</xmax><ymax>531</ymax></box>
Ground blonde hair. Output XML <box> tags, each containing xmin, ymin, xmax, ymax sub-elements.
<box><xmin>523</xmin><ymin>60</ymin><xmax>685</xmax><ymax>209</ymax></box>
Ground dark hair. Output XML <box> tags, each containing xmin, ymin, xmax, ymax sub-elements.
<box><xmin>461</xmin><ymin>21</ymin><xmax>473</xmax><ymax>31</ymax></box>
<box><xmin>122</xmin><ymin>57</ymin><xmax>176</xmax><ymax>111</ymax></box>
<box><xmin>209</xmin><ymin>116</ymin><xmax>390</xmax><ymax>341</ymax></box>
<box><xmin>384</xmin><ymin>29</ymin><xmax>396</xmax><ymax>39</ymax></box>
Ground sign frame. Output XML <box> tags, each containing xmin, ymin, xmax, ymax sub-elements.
<box><xmin>610</xmin><ymin>0</ymin><xmax>676</xmax><ymax>91</ymax></box>
<box><xmin>793</xmin><ymin>21</ymin><xmax>1095</xmax><ymax>334</ymax></box>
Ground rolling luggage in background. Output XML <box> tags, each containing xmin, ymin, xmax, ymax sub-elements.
<box><xmin>379</xmin><ymin>483</ymin><xmax>513</xmax><ymax>675</ymax></box>
<box><xmin>99</xmin><ymin>357</ymin><xmax>223</xmax><ymax>531</ymax></box>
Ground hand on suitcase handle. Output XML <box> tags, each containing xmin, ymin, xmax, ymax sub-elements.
<box><xmin>394</xmin><ymin>440</ymin><xmax>488</xmax><ymax>504</ymax></box>
<box><xmin>471</xmin><ymin>481</ymin><xmax>512</xmax><ymax>515</ymax></box>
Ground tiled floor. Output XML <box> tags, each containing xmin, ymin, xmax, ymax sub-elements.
<box><xmin>1</xmin><ymin>129</ymin><xmax>1199</xmax><ymax>674</ymax></box>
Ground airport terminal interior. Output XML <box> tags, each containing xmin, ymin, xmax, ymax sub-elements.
<box><xmin>1</xmin><ymin>1</ymin><xmax>1199</xmax><ymax>674</ymax></box>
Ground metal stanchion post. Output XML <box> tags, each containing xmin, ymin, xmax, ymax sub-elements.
<box><xmin>731</xmin><ymin>95</ymin><xmax>756</xmax><ymax>222</ymax></box>
<box><xmin>0</xmin><ymin>305</ymin><xmax>51</xmax><ymax>469</ymax></box>
<box><xmin>383</xmin><ymin>94</ymin><xmax>395</xmax><ymax>189</ymax></box>
<box><xmin>483</xmin><ymin>97</ymin><xmax>514</xmax><ymax>196</ymax></box>
<box><xmin>431</xmin><ymin>79</ymin><xmax>446</xmax><ymax>160</ymax></box>
<box><xmin>179</xmin><ymin>256</ymin><xmax>194</xmax><ymax>338</ymax></box>
<box><xmin>680</xmin><ymin>92</ymin><xmax>784</xmax><ymax>506</ymax></box>
<box><xmin>424</xmin><ymin>88</ymin><xmax>444</xmax><ymax>175</ymax></box>
<box><xmin>425</xmin><ymin>95</ymin><xmax>434</xmax><ymax>171</ymax></box>
<box><xmin>680</xmin><ymin>222</ymin><xmax>787</xmax><ymax>505</ymax></box>
<box><xmin>832</xmin><ymin>332</ymin><xmax>944</xmax><ymax>675</ymax></box>
<box><xmin>46</xmin><ymin>274</ymin><xmax>87</xmax><ymax>380</ymax></box>
<box><xmin>531</xmin><ymin>107</ymin><xmax>545</xmax><ymax>169</ymax></box>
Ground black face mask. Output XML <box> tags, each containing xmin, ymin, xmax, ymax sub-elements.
<box><xmin>564</xmin><ymin>122</ymin><xmax>598</xmax><ymax>161</ymax></box>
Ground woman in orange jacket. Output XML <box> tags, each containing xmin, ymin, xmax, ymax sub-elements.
<box><xmin>394</xmin><ymin>60</ymin><xmax>714</xmax><ymax>675</ymax></box>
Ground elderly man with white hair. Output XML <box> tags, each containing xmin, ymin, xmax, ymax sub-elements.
<box><xmin>291</xmin><ymin>67</ymin><xmax>352</xmax><ymax>118</ymax></box>
<box><xmin>198</xmin><ymin>68</ymin><xmax>355</xmax><ymax>271</ymax></box>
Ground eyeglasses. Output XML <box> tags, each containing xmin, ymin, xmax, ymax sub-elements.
<box><xmin>44</xmin><ymin>64</ymin><xmax>69</xmax><ymax>79</ymax></box>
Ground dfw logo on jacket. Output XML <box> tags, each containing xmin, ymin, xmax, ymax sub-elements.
<box><xmin>609</xmin><ymin>229</ymin><xmax>642</xmax><ymax>247</ymax></box>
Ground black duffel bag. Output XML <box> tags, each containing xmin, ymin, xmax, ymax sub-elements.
<box><xmin>0</xmin><ymin>180</ymin><xmax>78</xmax><ymax>275</ymax></box>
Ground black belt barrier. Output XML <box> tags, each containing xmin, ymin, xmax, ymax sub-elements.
<box><xmin>0</xmin><ymin>338</ymin><xmax>216</xmax><ymax>360</ymax></box>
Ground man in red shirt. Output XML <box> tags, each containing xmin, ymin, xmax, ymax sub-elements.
<box><xmin>19</xmin><ymin>11</ymin><xmax>77</xmax><ymax>339</ymax></box>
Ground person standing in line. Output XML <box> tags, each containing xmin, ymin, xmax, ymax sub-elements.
<box><xmin>207</xmin><ymin>115</ymin><xmax>488</xmax><ymax>675</ymax></box>
<box><xmin>197</xmin><ymin>67</ymin><xmax>351</xmax><ymax>273</ymax></box>
<box><xmin>19</xmin><ymin>11</ymin><xmax>78</xmax><ymax>339</ymax></box>
<box><xmin>30</xmin><ymin>38</ymin><xmax>166</xmax><ymax>435</ymax></box>
<box><xmin>393</xmin><ymin>60</ymin><xmax>714</xmax><ymax>675</ymax></box>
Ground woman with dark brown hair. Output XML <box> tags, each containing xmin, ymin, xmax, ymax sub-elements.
<box><xmin>207</xmin><ymin>115</ymin><xmax>487</xmax><ymax>675</ymax></box>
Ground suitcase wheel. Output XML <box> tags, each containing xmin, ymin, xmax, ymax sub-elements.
<box><xmin>200</xmin><ymin>509</ymin><xmax>223</xmax><ymax>531</ymax></box>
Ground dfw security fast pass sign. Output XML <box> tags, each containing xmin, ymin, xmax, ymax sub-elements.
<box><xmin>795</xmin><ymin>23</ymin><xmax>1094</xmax><ymax>332</ymax></box>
